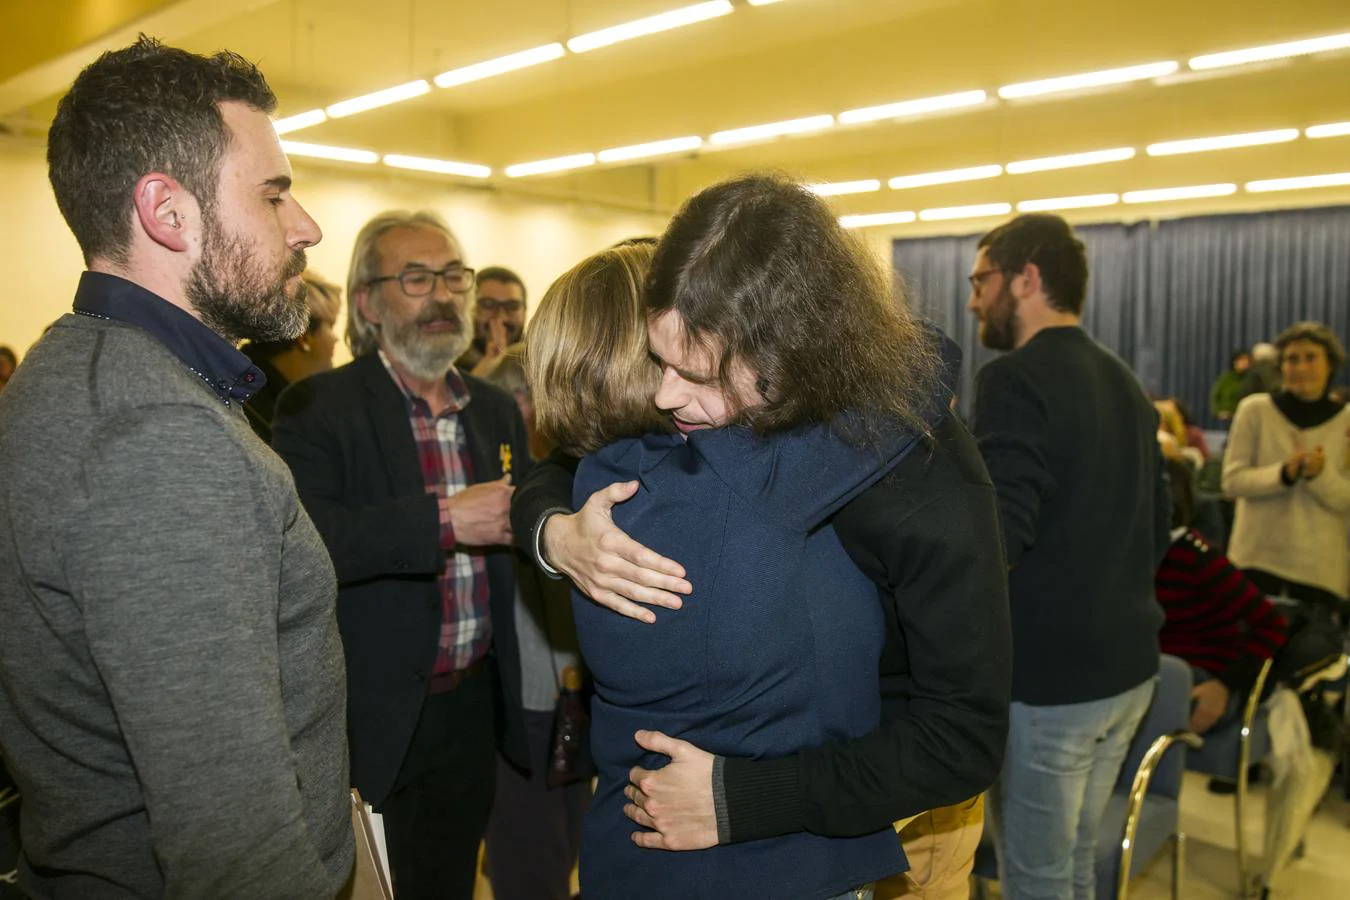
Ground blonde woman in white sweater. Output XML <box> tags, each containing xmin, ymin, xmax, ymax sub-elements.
<box><xmin>1223</xmin><ymin>321</ymin><xmax>1350</xmax><ymax>614</ymax></box>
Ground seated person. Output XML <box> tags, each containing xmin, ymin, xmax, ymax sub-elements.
<box><xmin>1155</xmin><ymin>398</ymin><xmax>1203</xmax><ymax>470</ymax></box>
<box><xmin>1156</xmin><ymin>458</ymin><xmax>1288</xmax><ymax>735</ymax></box>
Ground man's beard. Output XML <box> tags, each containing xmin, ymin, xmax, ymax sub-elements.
<box><xmin>187</xmin><ymin>213</ymin><xmax>309</xmax><ymax>343</ymax></box>
<box><xmin>381</xmin><ymin>298</ymin><xmax>471</xmax><ymax>381</ymax></box>
<box><xmin>977</xmin><ymin>284</ymin><xmax>1020</xmax><ymax>351</ymax></box>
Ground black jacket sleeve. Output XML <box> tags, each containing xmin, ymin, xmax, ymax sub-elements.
<box><xmin>510</xmin><ymin>448</ymin><xmax>580</xmax><ymax>567</ymax></box>
<box><xmin>720</xmin><ymin>416</ymin><xmax>1012</xmax><ymax>840</ymax></box>
<box><xmin>971</xmin><ymin>357</ymin><xmax>1055</xmax><ymax>569</ymax></box>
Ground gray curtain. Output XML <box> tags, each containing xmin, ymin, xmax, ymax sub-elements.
<box><xmin>1149</xmin><ymin>207</ymin><xmax>1350</xmax><ymax>425</ymax></box>
<box><xmin>893</xmin><ymin>206</ymin><xmax>1350</xmax><ymax>426</ymax></box>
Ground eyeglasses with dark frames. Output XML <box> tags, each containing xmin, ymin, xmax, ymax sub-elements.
<box><xmin>369</xmin><ymin>265</ymin><xmax>476</xmax><ymax>297</ymax></box>
<box><xmin>475</xmin><ymin>298</ymin><xmax>524</xmax><ymax>314</ymax></box>
<box><xmin>967</xmin><ymin>268</ymin><xmax>1003</xmax><ymax>291</ymax></box>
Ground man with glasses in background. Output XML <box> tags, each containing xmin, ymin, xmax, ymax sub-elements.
<box><xmin>458</xmin><ymin>265</ymin><xmax>528</xmax><ymax>376</ymax></box>
<box><xmin>272</xmin><ymin>211</ymin><xmax>532</xmax><ymax>900</ymax></box>
<box><xmin>966</xmin><ymin>214</ymin><xmax>1169</xmax><ymax>900</ymax></box>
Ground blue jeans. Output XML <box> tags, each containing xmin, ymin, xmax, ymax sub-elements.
<box><xmin>988</xmin><ymin>678</ymin><xmax>1155</xmax><ymax>900</ymax></box>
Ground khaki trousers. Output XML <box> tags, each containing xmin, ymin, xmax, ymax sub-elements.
<box><xmin>875</xmin><ymin>796</ymin><xmax>984</xmax><ymax>900</ymax></box>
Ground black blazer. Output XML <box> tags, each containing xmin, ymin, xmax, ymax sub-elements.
<box><xmin>272</xmin><ymin>353</ymin><xmax>530</xmax><ymax>806</ymax></box>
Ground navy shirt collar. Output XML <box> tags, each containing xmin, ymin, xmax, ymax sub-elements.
<box><xmin>73</xmin><ymin>271</ymin><xmax>266</xmax><ymax>405</ymax></box>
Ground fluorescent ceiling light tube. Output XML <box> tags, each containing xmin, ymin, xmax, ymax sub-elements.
<box><xmin>1306</xmin><ymin>121</ymin><xmax>1350</xmax><ymax>139</ymax></box>
<box><xmin>1017</xmin><ymin>193</ymin><xmax>1120</xmax><ymax>212</ymax></box>
<box><xmin>597</xmin><ymin>136</ymin><xmax>703</xmax><ymax>163</ymax></box>
<box><xmin>567</xmin><ymin>1</ymin><xmax>733</xmax><ymax>54</ymax></box>
<box><xmin>273</xmin><ymin>109</ymin><xmax>327</xmax><ymax>134</ymax></box>
<box><xmin>433</xmin><ymin>43</ymin><xmax>566</xmax><ymax>88</ymax></box>
<box><xmin>919</xmin><ymin>203</ymin><xmax>1013</xmax><ymax>221</ymax></box>
<box><xmin>281</xmin><ymin>141</ymin><xmax>379</xmax><ymax>164</ymax></box>
<box><xmin>1246</xmin><ymin>173</ymin><xmax>1350</xmax><ymax>193</ymax></box>
<box><xmin>1005</xmin><ymin>147</ymin><xmax>1136</xmax><ymax>174</ymax></box>
<box><xmin>326</xmin><ymin>80</ymin><xmax>431</xmax><ymax>118</ymax></box>
<box><xmin>504</xmin><ymin>153</ymin><xmax>597</xmax><ymax>178</ymax></box>
<box><xmin>382</xmin><ymin>154</ymin><xmax>492</xmax><ymax>179</ymax></box>
<box><xmin>747</xmin><ymin>0</ymin><xmax>787</xmax><ymax>6</ymax></box>
<box><xmin>1122</xmin><ymin>183</ymin><xmax>1237</xmax><ymax>204</ymax></box>
<box><xmin>709</xmin><ymin>114</ymin><xmax>834</xmax><ymax>145</ymax></box>
<box><xmin>1146</xmin><ymin>128</ymin><xmax>1299</xmax><ymax>156</ymax></box>
<box><xmin>839</xmin><ymin>211</ymin><xmax>917</xmax><ymax>229</ymax></box>
<box><xmin>838</xmin><ymin>90</ymin><xmax>987</xmax><ymax>125</ymax></box>
<box><xmin>808</xmin><ymin>179</ymin><xmax>882</xmax><ymax>197</ymax></box>
<box><xmin>998</xmin><ymin>61</ymin><xmax>1178</xmax><ymax>99</ymax></box>
<box><xmin>888</xmin><ymin>164</ymin><xmax>1003</xmax><ymax>190</ymax></box>
<box><xmin>1189</xmin><ymin>31</ymin><xmax>1350</xmax><ymax>71</ymax></box>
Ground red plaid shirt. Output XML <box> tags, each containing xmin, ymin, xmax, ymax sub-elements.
<box><xmin>379</xmin><ymin>352</ymin><xmax>491</xmax><ymax>674</ymax></box>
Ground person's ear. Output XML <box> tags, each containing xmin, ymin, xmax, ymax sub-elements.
<box><xmin>133</xmin><ymin>173</ymin><xmax>192</xmax><ymax>253</ymax></box>
<box><xmin>1014</xmin><ymin>261</ymin><xmax>1043</xmax><ymax>300</ymax></box>
<box><xmin>355</xmin><ymin>286</ymin><xmax>381</xmax><ymax>326</ymax></box>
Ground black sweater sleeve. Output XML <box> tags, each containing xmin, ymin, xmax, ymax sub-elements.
<box><xmin>720</xmin><ymin>416</ymin><xmax>1013</xmax><ymax>840</ymax></box>
<box><xmin>510</xmin><ymin>448</ymin><xmax>580</xmax><ymax>568</ymax></box>
<box><xmin>971</xmin><ymin>359</ymin><xmax>1054</xmax><ymax>568</ymax></box>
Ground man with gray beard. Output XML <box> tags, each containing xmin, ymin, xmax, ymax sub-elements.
<box><xmin>0</xmin><ymin>38</ymin><xmax>351</xmax><ymax>896</ymax></box>
<box><xmin>271</xmin><ymin>210</ymin><xmax>532</xmax><ymax>900</ymax></box>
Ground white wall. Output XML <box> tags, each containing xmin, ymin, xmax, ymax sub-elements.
<box><xmin>0</xmin><ymin>139</ymin><xmax>669</xmax><ymax>365</ymax></box>
<box><xmin>0</xmin><ymin>140</ymin><xmax>88</xmax><ymax>359</ymax></box>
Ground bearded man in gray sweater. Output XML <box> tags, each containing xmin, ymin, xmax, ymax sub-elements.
<box><xmin>0</xmin><ymin>39</ymin><xmax>352</xmax><ymax>897</ymax></box>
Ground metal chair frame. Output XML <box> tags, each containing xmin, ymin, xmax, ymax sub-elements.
<box><xmin>1117</xmin><ymin>730</ymin><xmax>1204</xmax><ymax>900</ymax></box>
<box><xmin>1231</xmin><ymin>658</ymin><xmax>1273</xmax><ymax>898</ymax></box>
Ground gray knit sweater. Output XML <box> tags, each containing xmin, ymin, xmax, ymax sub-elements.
<box><xmin>0</xmin><ymin>314</ymin><xmax>353</xmax><ymax>897</ymax></box>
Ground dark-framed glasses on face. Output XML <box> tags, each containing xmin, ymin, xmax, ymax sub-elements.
<box><xmin>370</xmin><ymin>266</ymin><xmax>476</xmax><ymax>297</ymax></box>
<box><xmin>476</xmin><ymin>298</ymin><xmax>524</xmax><ymax>314</ymax></box>
<box><xmin>968</xmin><ymin>268</ymin><xmax>1002</xmax><ymax>291</ymax></box>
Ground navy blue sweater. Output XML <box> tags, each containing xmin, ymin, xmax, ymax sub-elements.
<box><xmin>972</xmin><ymin>327</ymin><xmax>1168</xmax><ymax>705</ymax></box>
<box><xmin>573</xmin><ymin>423</ymin><xmax>916</xmax><ymax>900</ymax></box>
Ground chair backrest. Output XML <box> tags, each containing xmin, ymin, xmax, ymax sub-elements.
<box><xmin>1114</xmin><ymin>654</ymin><xmax>1194</xmax><ymax>800</ymax></box>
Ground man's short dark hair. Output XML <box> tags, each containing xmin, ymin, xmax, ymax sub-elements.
<box><xmin>475</xmin><ymin>266</ymin><xmax>527</xmax><ymax>304</ymax></box>
<box><xmin>47</xmin><ymin>36</ymin><xmax>277</xmax><ymax>265</ymax></box>
<box><xmin>977</xmin><ymin>214</ymin><xmax>1089</xmax><ymax>315</ymax></box>
<box><xmin>1231</xmin><ymin>349</ymin><xmax>1251</xmax><ymax>366</ymax></box>
<box><xmin>0</xmin><ymin>346</ymin><xmax>16</xmax><ymax>367</ymax></box>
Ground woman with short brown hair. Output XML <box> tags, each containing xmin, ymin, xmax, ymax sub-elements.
<box><xmin>1223</xmin><ymin>320</ymin><xmax>1350</xmax><ymax>615</ymax></box>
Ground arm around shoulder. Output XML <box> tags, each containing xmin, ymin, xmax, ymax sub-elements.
<box><xmin>721</xmin><ymin>417</ymin><xmax>1012</xmax><ymax>840</ymax></box>
<box><xmin>510</xmin><ymin>448</ymin><xmax>579</xmax><ymax>567</ymax></box>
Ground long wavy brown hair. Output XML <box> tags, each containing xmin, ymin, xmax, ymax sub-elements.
<box><xmin>644</xmin><ymin>173</ymin><xmax>940</xmax><ymax>443</ymax></box>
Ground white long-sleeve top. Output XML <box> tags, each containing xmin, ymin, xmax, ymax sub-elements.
<box><xmin>1222</xmin><ymin>394</ymin><xmax>1350</xmax><ymax>599</ymax></box>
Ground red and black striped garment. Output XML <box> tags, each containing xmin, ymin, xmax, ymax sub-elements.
<box><xmin>1156</xmin><ymin>529</ymin><xmax>1288</xmax><ymax>694</ymax></box>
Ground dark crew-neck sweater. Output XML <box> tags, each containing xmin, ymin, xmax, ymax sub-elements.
<box><xmin>972</xmin><ymin>326</ymin><xmax>1168</xmax><ymax>705</ymax></box>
